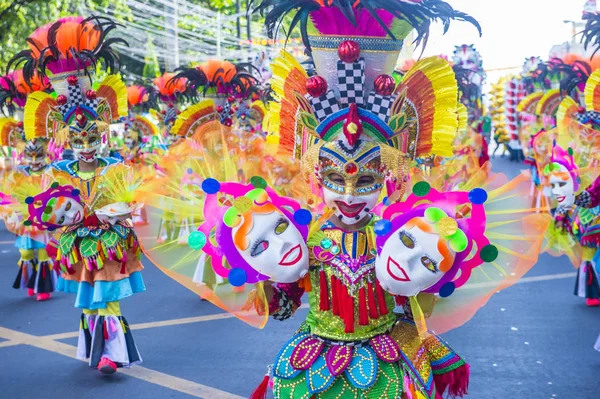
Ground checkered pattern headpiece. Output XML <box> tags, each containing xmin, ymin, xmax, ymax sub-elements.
<box><xmin>58</xmin><ymin>80</ymin><xmax>99</xmax><ymax>116</ymax></box>
<box><xmin>337</xmin><ymin>58</ymin><xmax>365</xmax><ymax>108</ymax></box>
<box><xmin>306</xmin><ymin>56</ymin><xmax>396</xmax><ymax>129</ymax></box>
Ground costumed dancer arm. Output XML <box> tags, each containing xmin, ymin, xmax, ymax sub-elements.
<box><xmin>575</xmin><ymin>174</ymin><xmax>600</xmax><ymax>208</ymax></box>
<box><xmin>267</xmin><ymin>281</ymin><xmax>305</xmax><ymax>321</ymax></box>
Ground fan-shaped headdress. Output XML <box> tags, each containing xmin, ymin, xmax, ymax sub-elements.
<box><xmin>14</xmin><ymin>16</ymin><xmax>128</xmax><ymax>144</ymax></box>
<box><xmin>257</xmin><ymin>0</ymin><xmax>479</xmax><ymax>198</ymax></box>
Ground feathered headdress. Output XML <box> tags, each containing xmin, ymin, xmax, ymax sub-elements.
<box><xmin>16</xmin><ymin>16</ymin><xmax>128</xmax><ymax>144</ymax></box>
<box><xmin>259</xmin><ymin>0</ymin><xmax>478</xmax><ymax>200</ymax></box>
<box><xmin>171</xmin><ymin>61</ymin><xmax>260</xmax><ymax>100</ymax></box>
<box><xmin>0</xmin><ymin>70</ymin><xmax>50</xmax><ymax>116</ymax></box>
<box><xmin>127</xmin><ymin>84</ymin><xmax>158</xmax><ymax>113</ymax></box>
<box><xmin>251</xmin><ymin>0</ymin><xmax>480</xmax><ymax>53</ymax></box>
<box><xmin>9</xmin><ymin>16</ymin><xmax>125</xmax><ymax>83</ymax></box>
<box><xmin>582</xmin><ymin>11</ymin><xmax>600</xmax><ymax>57</ymax></box>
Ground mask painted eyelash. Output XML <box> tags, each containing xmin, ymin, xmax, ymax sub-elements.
<box><xmin>399</xmin><ymin>230</ymin><xmax>416</xmax><ymax>242</ymax></box>
<box><xmin>250</xmin><ymin>239</ymin><xmax>269</xmax><ymax>257</ymax></box>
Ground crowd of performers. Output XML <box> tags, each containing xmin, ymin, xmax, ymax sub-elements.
<box><xmin>0</xmin><ymin>0</ymin><xmax>599</xmax><ymax>397</ymax></box>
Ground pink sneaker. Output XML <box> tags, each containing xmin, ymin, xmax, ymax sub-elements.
<box><xmin>98</xmin><ymin>357</ymin><xmax>117</xmax><ymax>374</ymax></box>
<box><xmin>27</xmin><ymin>288</ymin><xmax>35</xmax><ymax>297</ymax></box>
<box><xmin>586</xmin><ymin>298</ymin><xmax>600</xmax><ymax>307</ymax></box>
<box><xmin>36</xmin><ymin>293</ymin><xmax>51</xmax><ymax>302</ymax></box>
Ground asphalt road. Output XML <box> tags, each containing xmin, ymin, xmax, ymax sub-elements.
<box><xmin>0</xmin><ymin>155</ymin><xmax>599</xmax><ymax>399</ymax></box>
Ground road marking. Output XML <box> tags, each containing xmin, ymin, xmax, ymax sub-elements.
<box><xmin>463</xmin><ymin>272</ymin><xmax>577</xmax><ymax>289</ymax></box>
<box><xmin>39</xmin><ymin>272</ymin><xmax>577</xmax><ymax>340</ymax></box>
<box><xmin>0</xmin><ymin>326</ymin><xmax>244</xmax><ymax>399</ymax></box>
<box><xmin>44</xmin><ymin>303</ymin><xmax>310</xmax><ymax>340</ymax></box>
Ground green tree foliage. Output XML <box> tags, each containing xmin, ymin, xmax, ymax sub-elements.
<box><xmin>142</xmin><ymin>37</ymin><xmax>161</xmax><ymax>79</ymax></box>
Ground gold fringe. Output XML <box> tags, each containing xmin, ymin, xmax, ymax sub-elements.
<box><xmin>585</xmin><ymin>68</ymin><xmax>600</xmax><ymax>112</ymax></box>
<box><xmin>23</xmin><ymin>91</ymin><xmax>61</xmax><ymax>140</ymax></box>
<box><xmin>170</xmin><ymin>100</ymin><xmax>216</xmax><ymax>137</ymax></box>
<box><xmin>535</xmin><ymin>89</ymin><xmax>562</xmax><ymax>116</ymax></box>
<box><xmin>398</xmin><ymin>56</ymin><xmax>458</xmax><ymax>158</ymax></box>
<box><xmin>516</xmin><ymin>92</ymin><xmax>543</xmax><ymax>114</ymax></box>
<box><xmin>97</xmin><ymin>74</ymin><xmax>128</xmax><ymax>123</ymax></box>
<box><xmin>265</xmin><ymin>50</ymin><xmax>309</xmax><ymax>158</ymax></box>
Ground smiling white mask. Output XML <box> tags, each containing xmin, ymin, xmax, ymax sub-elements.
<box><xmin>232</xmin><ymin>211</ymin><xmax>309</xmax><ymax>283</ymax></box>
<box><xmin>376</xmin><ymin>221</ymin><xmax>455</xmax><ymax>297</ymax></box>
<box><xmin>45</xmin><ymin>197</ymin><xmax>85</xmax><ymax>226</ymax></box>
<box><xmin>549</xmin><ymin>164</ymin><xmax>575</xmax><ymax>208</ymax></box>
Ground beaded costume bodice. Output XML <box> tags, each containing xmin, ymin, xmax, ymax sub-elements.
<box><xmin>563</xmin><ymin>205</ymin><xmax>600</xmax><ymax>248</ymax></box>
<box><xmin>306</xmin><ymin>219</ymin><xmax>396</xmax><ymax>341</ymax></box>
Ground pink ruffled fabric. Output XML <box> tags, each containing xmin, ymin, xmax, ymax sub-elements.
<box><xmin>310</xmin><ymin>8</ymin><xmax>394</xmax><ymax>37</ymax></box>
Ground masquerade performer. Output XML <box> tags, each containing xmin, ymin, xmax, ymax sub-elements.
<box><xmin>138</xmin><ymin>1</ymin><xmax>545</xmax><ymax>398</ymax></box>
<box><xmin>544</xmin><ymin>144</ymin><xmax>600</xmax><ymax>306</ymax></box>
<box><xmin>13</xmin><ymin>16</ymin><xmax>145</xmax><ymax>374</ymax></box>
<box><xmin>152</xmin><ymin>72</ymin><xmax>186</xmax><ymax>146</ymax></box>
<box><xmin>489</xmin><ymin>77</ymin><xmax>510</xmax><ymax>158</ymax></box>
<box><xmin>126</xmin><ymin>85</ymin><xmax>164</xmax><ymax>159</ymax></box>
<box><xmin>0</xmin><ymin>69</ymin><xmax>57</xmax><ymax>301</ymax></box>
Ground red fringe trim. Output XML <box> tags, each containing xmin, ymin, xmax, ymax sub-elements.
<box><xmin>375</xmin><ymin>279</ymin><xmax>389</xmax><ymax>315</ymax></box>
<box><xmin>249</xmin><ymin>375</ymin><xmax>269</xmax><ymax>399</ymax></box>
<box><xmin>367</xmin><ymin>281</ymin><xmax>379</xmax><ymax>319</ymax></box>
<box><xmin>433</xmin><ymin>364</ymin><xmax>470</xmax><ymax>399</ymax></box>
<box><xmin>319</xmin><ymin>269</ymin><xmax>330</xmax><ymax>311</ymax></box>
<box><xmin>331</xmin><ymin>275</ymin><xmax>339</xmax><ymax>316</ymax></box>
<box><xmin>358</xmin><ymin>287</ymin><xmax>368</xmax><ymax>326</ymax></box>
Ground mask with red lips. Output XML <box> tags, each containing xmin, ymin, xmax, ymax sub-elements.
<box><xmin>232</xmin><ymin>210</ymin><xmax>309</xmax><ymax>283</ymax></box>
<box><xmin>318</xmin><ymin>141</ymin><xmax>385</xmax><ymax>226</ymax></box>
<box><xmin>376</xmin><ymin>217</ymin><xmax>456</xmax><ymax>297</ymax></box>
<box><xmin>70</xmin><ymin>131</ymin><xmax>102</xmax><ymax>164</ymax></box>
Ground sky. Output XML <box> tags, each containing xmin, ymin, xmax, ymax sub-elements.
<box><xmin>420</xmin><ymin>0</ymin><xmax>590</xmax><ymax>83</ymax></box>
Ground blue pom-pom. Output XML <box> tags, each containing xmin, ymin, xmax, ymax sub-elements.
<box><xmin>382</xmin><ymin>196</ymin><xmax>389</xmax><ymax>206</ymax></box>
<box><xmin>294</xmin><ymin>209</ymin><xmax>312</xmax><ymax>225</ymax></box>
<box><xmin>202</xmin><ymin>178</ymin><xmax>220</xmax><ymax>194</ymax></box>
<box><xmin>439</xmin><ymin>282</ymin><xmax>455</xmax><ymax>298</ymax></box>
<box><xmin>187</xmin><ymin>168</ymin><xmax>194</xmax><ymax>174</ymax></box>
<box><xmin>25</xmin><ymin>197</ymin><xmax>34</xmax><ymax>204</ymax></box>
<box><xmin>374</xmin><ymin>219</ymin><xmax>392</xmax><ymax>236</ymax></box>
<box><xmin>228</xmin><ymin>268</ymin><xmax>247</xmax><ymax>287</ymax></box>
<box><xmin>71</xmin><ymin>189</ymin><xmax>80</xmax><ymax>196</ymax></box>
<box><xmin>468</xmin><ymin>188</ymin><xmax>487</xmax><ymax>204</ymax></box>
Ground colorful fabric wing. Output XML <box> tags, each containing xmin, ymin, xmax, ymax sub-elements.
<box><xmin>516</xmin><ymin>92</ymin><xmax>543</xmax><ymax>115</ymax></box>
<box><xmin>421</xmin><ymin>170</ymin><xmax>551</xmax><ymax>334</ymax></box>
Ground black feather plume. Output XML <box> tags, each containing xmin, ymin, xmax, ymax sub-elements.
<box><xmin>249</xmin><ymin>0</ymin><xmax>481</xmax><ymax>54</ymax></box>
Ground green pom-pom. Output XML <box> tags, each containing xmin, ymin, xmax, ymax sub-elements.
<box><xmin>480</xmin><ymin>244</ymin><xmax>499</xmax><ymax>262</ymax></box>
<box><xmin>51</xmin><ymin>182</ymin><xmax>59</xmax><ymax>188</ymax></box>
<box><xmin>188</xmin><ymin>231</ymin><xmax>207</xmax><ymax>250</ymax></box>
<box><xmin>568</xmin><ymin>147</ymin><xmax>574</xmax><ymax>156</ymax></box>
<box><xmin>43</xmin><ymin>206</ymin><xmax>53</xmax><ymax>214</ymax></box>
<box><xmin>424</xmin><ymin>207</ymin><xmax>446</xmax><ymax>223</ymax></box>
<box><xmin>250</xmin><ymin>176</ymin><xmax>267</xmax><ymax>189</ymax></box>
<box><xmin>23</xmin><ymin>220</ymin><xmax>32</xmax><ymax>226</ymax></box>
<box><xmin>223</xmin><ymin>208</ymin><xmax>240</xmax><ymax>228</ymax></box>
<box><xmin>413</xmin><ymin>181</ymin><xmax>431</xmax><ymax>197</ymax></box>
